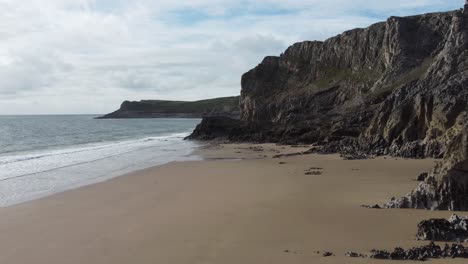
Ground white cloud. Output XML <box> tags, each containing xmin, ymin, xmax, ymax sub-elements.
<box><xmin>0</xmin><ymin>0</ymin><xmax>461</xmax><ymax>114</ymax></box>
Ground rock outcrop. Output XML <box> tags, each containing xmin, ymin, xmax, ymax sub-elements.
<box><xmin>188</xmin><ymin>8</ymin><xmax>468</xmax><ymax>210</ymax></box>
<box><xmin>185</xmin><ymin>117</ymin><xmax>242</xmax><ymax>140</ymax></box>
<box><xmin>383</xmin><ymin>121</ymin><xmax>468</xmax><ymax>210</ymax></box>
<box><xmin>416</xmin><ymin>214</ymin><xmax>468</xmax><ymax>242</ymax></box>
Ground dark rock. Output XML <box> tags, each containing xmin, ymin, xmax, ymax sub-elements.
<box><xmin>305</xmin><ymin>167</ymin><xmax>323</xmax><ymax>175</ymax></box>
<box><xmin>185</xmin><ymin>117</ymin><xmax>242</xmax><ymax>140</ymax></box>
<box><xmin>383</xmin><ymin>128</ymin><xmax>468</xmax><ymax>210</ymax></box>
<box><xmin>381</xmin><ymin>118</ymin><xmax>468</xmax><ymax>211</ymax></box>
<box><xmin>417</xmin><ymin>173</ymin><xmax>429</xmax><ymax>181</ymax></box>
<box><xmin>342</xmin><ymin>153</ymin><xmax>372</xmax><ymax>160</ymax></box>
<box><xmin>305</xmin><ymin>171</ymin><xmax>322</xmax><ymax>176</ymax></box>
<box><xmin>362</xmin><ymin>204</ymin><xmax>382</xmax><ymax>209</ymax></box>
<box><xmin>272</xmin><ymin>152</ymin><xmax>305</xmax><ymax>158</ymax></box>
<box><xmin>249</xmin><ymin>146</ymin><xmax>264</xmax><ymax>152</ymax></box>
<box><xmin>322</xmin><ymin>252</ymin><xmax>334</xmax><ymax>257</ymax></box>
<box><xmin>416</xmin><ymin>214</ymin><xmax>468</xmax><ymax>242</ymax></box>
<box><xmin>369</xmin><ymin>242</ymin><xmax>468</xmax><ymax>261</ymax></box>
<box><xmin>345</xmin><ymin>252</ymin><xmax>366</xmax><ymax>258</ymax></box>
<box><xmin>370</xmin><ymin>249</ymin><xmax>391</xmax><ymax>259</ymax></box>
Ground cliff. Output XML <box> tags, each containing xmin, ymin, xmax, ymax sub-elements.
<box><xmin>189</xmin><ymin>8</ymin><xmax>468</xmax><ymax>210</ymax></box>
<box><xmin>97</xmin><ymin>96</ymin><xmax>240</xmax><ymax>119</ymax></box>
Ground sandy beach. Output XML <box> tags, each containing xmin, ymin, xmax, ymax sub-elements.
<box><xmin>0</xmin><ymin>143</ymin><xmax>465</xmax><ymax>264</ymax></box>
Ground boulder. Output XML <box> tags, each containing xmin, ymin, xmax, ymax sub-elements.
<box><xmin>416</xmin><ymin>214</ymin><xmax>468</xmax><ymax>242</ymax></box>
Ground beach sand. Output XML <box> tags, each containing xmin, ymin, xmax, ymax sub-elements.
<box><xmin>0</xmin><ymin>143</ymin><xmax>465</xmax><ymax>263</ymax></box>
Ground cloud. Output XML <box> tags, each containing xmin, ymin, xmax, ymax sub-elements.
<box><xmin>0</xmin><ymin>0</ymin><xmax>461</xmax><ymax>114</ymax></box>
<box><xmin>0</xmin><ymin>51</ymin><xmax>73</xmax><ymax>95</ymax></box>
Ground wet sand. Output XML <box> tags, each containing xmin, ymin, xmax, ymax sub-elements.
<box><xmin>0</xmin><ymin>143</ymin><xmax>465</xmax><ymax>263</ymax></box>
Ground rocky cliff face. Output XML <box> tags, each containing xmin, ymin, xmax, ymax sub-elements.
<box><xmin>240</xmin><ymin>10</ymin><xmax>463</xmax><ymax>152</ymax></box>
<box><xmin>189</xmin><ymin>8</ymin><xmax>468</xmax><ymax>210</ymax></box>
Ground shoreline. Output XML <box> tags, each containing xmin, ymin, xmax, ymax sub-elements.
<box><xmin>0</xmin><ymin>143</ymin><xmax>466</xmax><ymax>263</ymax></box>
<box><xmin>0</xmin><ymin>132</ymin><xmax>201</xmax><ymax>207</ymax></box>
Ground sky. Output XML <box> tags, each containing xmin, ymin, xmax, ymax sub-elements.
<box><xmin>0</xmin><ymin>0</ymin><xmax>462</xmax><ymax>115</ymax></box>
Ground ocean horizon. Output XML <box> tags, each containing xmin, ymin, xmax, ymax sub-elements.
<box><xmin>0</xmin><ymin>115</ymin><xmax>202</xmax><ymax>206</ymax></box>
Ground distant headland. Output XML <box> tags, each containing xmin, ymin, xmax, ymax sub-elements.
<box><xmin>97</xmin><ymin>96</ymin><xmax>240</xmax><ymax>119</ymax></box>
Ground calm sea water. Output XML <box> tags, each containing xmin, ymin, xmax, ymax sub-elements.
<box><xmin>0</xmin><ymin>115</ymin><xmax>202</xmax><ymax>206</ymax></box>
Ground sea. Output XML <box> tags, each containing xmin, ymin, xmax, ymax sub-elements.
<box><xmin>0</xmin><ymin>115</ymin><xmax>202</xmax><ymax>206</ymax></box>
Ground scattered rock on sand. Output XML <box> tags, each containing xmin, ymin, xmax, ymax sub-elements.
<box><xmin>269</xmin><ymin>148</ymin><xmax>280</xmax><ymax>153</ymax></box>
<box><xmin>305</xmin><ymin>167</ymin><xmax>323</xmax><ymax>175</ymax></box>
<box><xmin>272</xmin><ymin>152</ymin><xmax>303</xmax><ymax>158</ymax></box>
<box><xmin>345</xmin><ymin>252</ymin><xmax>366</xmax><ymax>258</ymax></box>
<box><xmin>417</xmin><ymin>214</ymin><xmax>468</xmax><ymax>242</ymax></box>
<box><xmin>249</xmin><ymin>146</ymin><xmax>264</xmax><ymax>152</ymax></box>
<box><xmin>361</xmin><ymin>204</ymin><xmax>381</xmax><ymax>209</ymax></box>
<box><xmin>341</xmin><ymin>153</ymin><xmax>372</xmax><ymax>160</ymax></box>
<box><xmin>305</xmin><ymin>171</ymin><xmax>322</xmax><ymax>176</ymax></box>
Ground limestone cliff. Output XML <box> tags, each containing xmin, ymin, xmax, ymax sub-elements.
<box><xmin>189</xmin><ymin>8</ymin><xmax>468</xmax><ymax>210</ymax></box>
<box><xmin>239</xmin><ymin>10</ymin><xmax>464</xmax><ymax>154</ymax></box>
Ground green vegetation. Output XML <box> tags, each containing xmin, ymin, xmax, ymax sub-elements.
<box><xmin>370</xmin><ymin>58</ymin><xmax>434</xmax><ymax>102</ymax></box>
<box><xmin>273</xmin><ymin>67</ymin><xmax>382</xmax><ymax>102</ymax></box>
<box><xmin>120</xmin><ymin>96</ymin><xmax>240</xmax><ymax>114</ymax></box>
<box><xmin>274</xmin><ymin>58</ymin><xmax>432</xmax><ymax>104</ymax></box>
<box><xmin>309</xmin><ymin>67</ymin><xmax>382</xmax><ymax>90</ymax></box>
